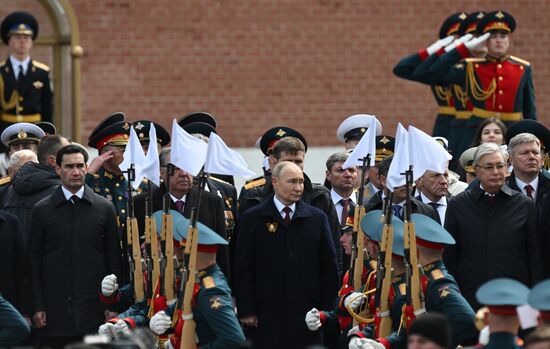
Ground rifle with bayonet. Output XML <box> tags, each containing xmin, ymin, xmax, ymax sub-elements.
<box><xmin>145</xmin><ymin>179</ymin><xmax>161</xmax><ymax>315</ymax></box>
<box><xmin>374</xmin><ymin>192</ymin><xmax>394</xmax><ymax>338</ymax></box>
<box><xmin>162</xmin><ymin>163</ymin><xmax>176</xmax><ymax>301</ymax></box>
<box><xmin>348</xmin><ymin>154</ymin><xmax>370</xmax><ymax>326</ymax></box>
<box><xmin>175</xmin><ymin>172</ymin><xmax>208</xmax><ymax>349</ymax></box>
<box><xmin>400</xmin><ymin>166</ymin><xmax>425</xmax><ymax>333</ymax></box>
<box><xmin>126</xmin><ymin>164</ymin><xmax>145</xmax><ymax>301</ymax></box>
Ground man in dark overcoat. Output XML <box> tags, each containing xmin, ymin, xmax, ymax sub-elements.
<box><xmin>443</xmin><ymin>142</ymin><xmax>543</xmax><ymax>311</ymax></box>
<box><xmin>234</xmin><ymin>161</ymin><xmax>339</xmax><ymax>349</ymax></box>
<box><xmin>28</xmin><ymin>145</ymin><xmax>121</xmax><ymax>349</ymax></box>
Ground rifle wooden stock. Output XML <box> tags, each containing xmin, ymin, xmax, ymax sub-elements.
<box><xmin>147</xmin><ymin>216</ymin><xmax>161</xmax><ymax>290</ymax></box>
<box><xmin>377</xmin><ymin>223</ymin><xmax>394</xmax><ymax>338</ymax></box>
<box><xmin>179</xmin><ymin>225</ymin><xmax>199</xmax><ymax>349</ymax></box>
<box><xmin>162</xmin><ymin>212</ymin><xmax>175</xmax><ymax>300</ymax></box>
<box><xmin>404</xmin><ymin>221</ymin><xmax>424</xmax><ymax>315</ymax></box>
<box><xmin>352</xmin><ymin>205</ymin><xmax>366</xmax><ymax>326</ymax></box>
<box><xmin>128</xmin><ymin>216</ymin><xmax>145</xmax><ymax>301</ymax></box>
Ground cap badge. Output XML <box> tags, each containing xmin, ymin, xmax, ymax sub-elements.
<box><xmin>122</xmin><ymin>122</ymin><xmax>130</xmax><ymax>130</ymax></box>
<box><xmin>134</xmin><ymin>122</ymin><xmax>145</xmax><ymax>130</ymax></box>
<box><xmin>276</xmin><ymin>129</ymin><xmax>286</xmax><ymax>137</ymax></box>
<box><xmin>380</xmin><ymin>136</ymin><xmax>390</xmax><ymax>144</ymax></box>
<box><xmin>477</xmin><ymin>12</ymin><xmax>485</xmax><ymax>19</ymax></box>
<box><xmin>17</xmin><ymin>130</ymin><xmax>27</xmax><ymax>139</ymax></box>
<box><xmin>459</xmin><ymin>13</ymin><xmax>467</xmax><ymax>20</ymax></box>
<box><xmin>495</xmin><ymin>11</ymin><xmax>505</xmax><ymax>19</ymax></box>
<box><xmin>139</xmin><ymin>133</ymin><xmax>145</xmax><ymax>139</ymax></box>
<box><xmin>360</xmin><ymin>128</ymin><xmax>366</xmax><ymax>133</ymax></box>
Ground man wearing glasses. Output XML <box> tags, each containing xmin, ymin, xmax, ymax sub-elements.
<box><xmin>443</xmin><ymin>142</ymin><xmax>543</xmax><ymax>311</ymax></box>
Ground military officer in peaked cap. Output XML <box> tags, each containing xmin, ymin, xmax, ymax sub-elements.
<box><xmin>0</xmin><ymin>11</ymin><xmax>52</xmax><ymax>136</ymax></box>
<box><xmin>0</xmin><ymin>121</ymin><xmax>44</xmax><ymax>156</ymax></box>
<box><xmin>336</xmin><ymin>114</ymin><xmax>383</xmax><ymax>150</ymax></box>
<box><xmin>473</xmin><ymin>278</ymin><xmax>530</xmax><ymax>349</ymax></box>
<box><xmin>430</xmin><ymin>10</ymin><xmax>536</xmax><ymax>156</ymax></box>
<box><xmin>178</xmin><ymin>111</ymin><xmax>217</xmax><ymax>129</ymax></box>
<box><xmin>85</xmin><ymin>112</ymin><xmax>131</xmax><ymax>283</ymax></box>
<box><xmin>132</xmin><ymin>120</ymin><xmax>170</xmax><ymax>156</ymax></box>
<box><xmin>238</xmin><ymin>125</ymin><xmax>308</xmax><ymax>217</ymax></box>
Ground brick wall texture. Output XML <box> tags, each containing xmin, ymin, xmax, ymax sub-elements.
<box><xmin>1</xmin><ymin>1</ymin><xmax>549</xmax><ymax>147</ymax></box>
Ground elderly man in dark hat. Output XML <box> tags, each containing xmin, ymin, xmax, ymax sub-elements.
<box><xmin>0</xmin><ymin>11</ymin><xmax>52</xmax><ymax>131</ymax></box>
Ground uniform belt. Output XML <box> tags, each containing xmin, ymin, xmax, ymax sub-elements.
<box><xmin>472</xmin><ymin>108</ymin><xmax>522</xmax><ymax>122</ymax></box>
<box><xmin>455</xmin><ymin>110</ymin><xmax>472</xmax><ymax>120</ymax></box>
<box><xmin>1</xmin><ymin>113</ymin><xmax>41</xmax><ymax>123</ymax></box>
<box><xmin>437</xmin><ymin>106</ymin><xmax>456</xmax><ymax>115</ymax></box>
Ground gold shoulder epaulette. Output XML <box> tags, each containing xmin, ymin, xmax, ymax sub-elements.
<box><xmin>211</xmin><ymin>176</ymin><xmax>231</xmax><ymax>186</ymax></box>
<box><xmin>0</xmin><ymin>60</ymin><xmax>5</xmax><ymax>68</ymax></box>
<box><xmin>465</xmin><ymin>58</ymin><xmax>486</xmax><ymax>63</ymax></box>
<box><xmin>244</xmin><ymin>177</ymin><xmax>266</xmax><ymax>190</ymax></box>
<box><xmin>431</xmin><ymin>269</ymin><xmax>445</xmax><ymax>280</ymax></box>
<box><xmin>32</xmin><ymin>60</ymin><xmax>50</xmax><ymax>72</ymax></box>
<box><xmin>202</xmin><ymin>276</ymin><xmax>216</xmax><ymax>289</ymax></box>
<box><xmin>0</xmin><ymin>176</ymin><xmax>11</xmax><ymax>185</ymax></box>
<box><xmin>510</xmin><ymin>56</ymin><xmax>531</xmax><ymax>66</ymax></box>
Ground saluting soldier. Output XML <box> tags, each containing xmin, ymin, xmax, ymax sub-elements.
<box><xmin>85</xmin><ymin>112</ymin><xmax>131</xmax><ymax>282</ymax></box>
<box><xmin>0</xmin><ymin>12</ymin><xmax>52</xmax><ymax>131</ymax></box>
<box><xmin>430</xmin><ymin>11</ymin><xmax>536</xmax><ymax>151</ymax></box>
<box><xmin>393</xmin><ymin>12</ymin><xmax>466</xmax><ymax>140</ymax></box>
<box><xmin>336</xmin><ymin>114</ymin><xmax>383</xmax><ymax>151</ymax></box>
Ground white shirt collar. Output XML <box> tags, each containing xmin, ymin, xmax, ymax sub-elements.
<box><xmin>330</xmin><ymin>188</ymin><xmax>357</xmax><ymax>206</ymax></box>
<box><xmin>170</xmin><ymin>193</ymin><xmax>187</xmax><ymax>203</ymax></box>
<box><xmin>420</xmin><ymin>192</ymin><xmax>447</xmax><ymax>206</ymax></box>
<box><xmin>515</xmin><ymin>175</ymin><xmax>539</xmax><ymax>193</ymax></box>
<box><xmin>10</xmin><ymin>55</ymin><xmax>31</xmax><ymax>75</ymax></box>
<box><xmin>273</xmin><ymin>195</ymin><xmax>296</xmax><ymax>215</ymax></box>
<box><xmin>61</xmin><ymin>185</ymin><xmax>84</xmax><ymax>201</ymax></box>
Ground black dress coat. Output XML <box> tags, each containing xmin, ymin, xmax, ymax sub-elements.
<box><xmin>234</xmin><ymin>196</ymin><xmax>339</xmax><ymax>349</ymax></box>
<box><xmin>28</xmin><ymin>185</ymin><xmax>122</xmax><ymax>336</ymax></box>
<box><xmin>443</xmin><ymin>184</ymin><xmax>543</xmax><ymax>310</ymax></box>
<box><xmin>133</xmin><ymin>183</ymin><xmax>230</xmax><ymax>278</ymax></box>
<box><xmin>0</xmin><ymin>210</ymin><xmax>30</xmax><ymax>316</ymax></box>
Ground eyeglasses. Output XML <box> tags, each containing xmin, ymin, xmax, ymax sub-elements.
<box><xmin>476</xmin><ymin>163</ymin><xmax>507</xmax><ymax>172</ymax></box>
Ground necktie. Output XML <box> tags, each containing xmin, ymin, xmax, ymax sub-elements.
<box><xmin>17</xmin><ymin>65</ymin><xmax>24</xmax><ymax>80</ymax></box>
<box><xmin>175</xmin><ymin>199</ymin><xmax>184</xmax><ymax>214</ymax></box>
<box><xmin>392</xmin><ymin>204</ymin><xmax>403</xmax><ymax>219</ymax></box>
<box><xmin>282</xmin><ymin>206</ymin><xmax>292</xmax><ymax>226</ymax></box>
<box><xmin>524</xmin><ymin>184</ymin><xmax>534</xmax><ymax>199</ymax></box>
<box><xmin>340</xmin><ymin>198</ymin><xmax>350</xmax><ymax>227</ymax></box>
<box><xmin>428</xmin><ymin>202</ymin><xmax>440</xmax><ymax>211</ymax></box>
<box><xmin>70</xmin><ymin>195</ymin><xmax>79</xmax><ymax>205</ymax></box>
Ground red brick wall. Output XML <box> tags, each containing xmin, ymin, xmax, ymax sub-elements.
<box><xmin>2</xmin><ymin>1</ymin><xmax>549</xmax><ymax>146</ymax></box>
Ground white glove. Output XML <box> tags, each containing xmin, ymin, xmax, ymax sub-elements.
<box><xmin>347</xmin><ymin>325</ymin><xmax>360</xmax><ymax>337</ymax></box>
<box><xmin>149</xmin><ymin>311</ymin><xmax>172</xmax><ymax>335</ymax></box>
<box><xmin>344</xmin><ymin>292</ymin><xmax>367</xmax><ymax>312</ymax></box>
<box><xmin>464</xmin><ymin>32</ymin><xmax>491</xmax><ymax>52</ymax></box>
<box><xmin>164</xmin><ymin>339</ymin><xmax>174</xmax><ymax>349</ymax></box>
<box><xmin>426</xmin><ymin>35</ymin><xmax>455</xmax><ymax>55</ymax></box>
<box><xmin>349</xmin><ymin>337</ymin><xmax>385</xmax><ymax>349</ymax></box>
<box><xmin>479</xmin><ymin>325</ymin><xmax>490</xmax><ymax>345</ymax></box>
<box><xmin>98</xmin><ymin>323</ymin><xmax>114</xmax><ymax>341</ymax></box>
<box><xmin>444</xmin><ymin>33</ymin><xmax>473</xmax><ymax>52</ymax></box>
<box><xmin>305</xmin><ymin>308</ymin><xmax>322</xmax><ymax>331</ymax></box>
<box><xmin>101</xmin><ymin>274</ymin><xmax>118</xmax><ymax>297</ymax></box>
<box><xmin>112</xmin><ymin>319</ymin><xmax>130</xmax><ymax>336</ymax></box>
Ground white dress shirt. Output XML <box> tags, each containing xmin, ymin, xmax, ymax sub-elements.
<box><xmin>420</xmin><ymin>192</ymin><xmax>447</xmax><ymax>224</ymax></box>
<box><xmin>330</xmin><ymin>189</ymin><xmax>357</xmax><ymax>224</ymax></box>
<box><xmin>515</xmin><ymin>176</ymin><xmax>539</xmax><ymax>202</ymax></box>
<box><xmin>273</xmin><ymin>195</ymin><xmax>296</xmax><ymax>221</ymax></box>
<box><xmin>61</xmin><ymin>185</ymin><xmax>85</xmax><ymax>201</ymax></box>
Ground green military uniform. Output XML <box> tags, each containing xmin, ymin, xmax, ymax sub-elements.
<box><xmin>0</xmin><ymin>12</ymin><xmax>52</xmax><ymax>137</ymax></box>
<box><xmin>474</xmin><ymin>278</ymin><xmax>530</xmax><ymax>349</ymax></box>
<box><xmin>85</xmin><ymin>168</ymin><xmax>128</xmax><ymax>226</ymax></box>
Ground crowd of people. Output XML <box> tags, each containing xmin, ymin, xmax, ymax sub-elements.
<box><xmin>1</xmin><ymin>7</ymin><xmax>550</xmax><ymax>349</ymax></box>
